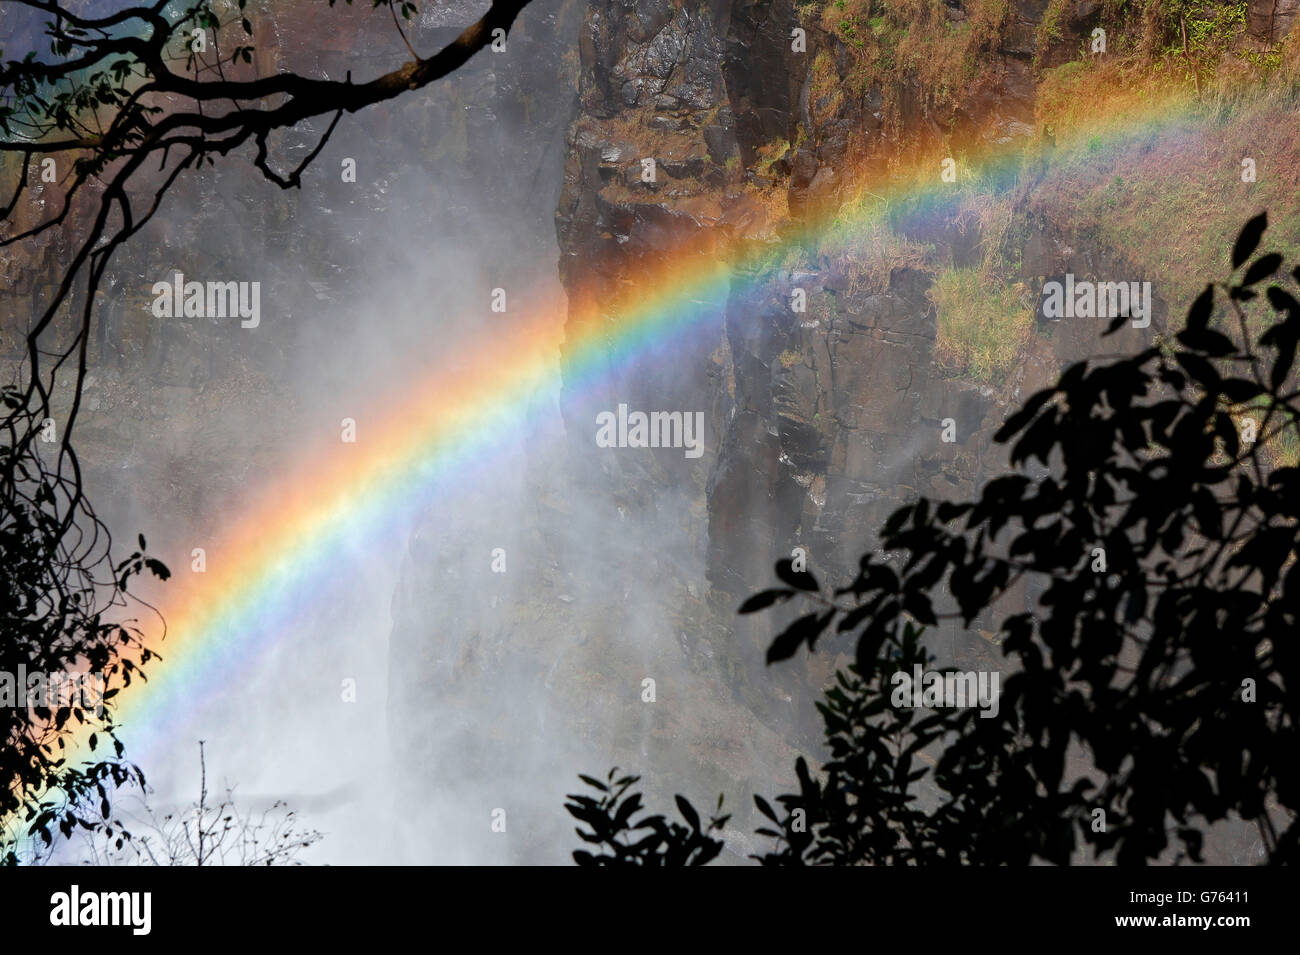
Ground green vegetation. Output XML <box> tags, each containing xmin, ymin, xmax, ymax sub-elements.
<box><xmin>1036</xmin><ymin>84</ymin><xmax>1300</xmax><ymax>314</ymax></box>
<box><xmin>754</xmin><ymin>138</ymin><xmax>792</xmax><ymax>178</ymax></box>
<box><xmin>1035</xmin><ymin>0</ymin><xmax>1071</xmax><ymax>50</ymax></box>
<box><xmin>809</xmin><ymin>50</ymin><xmax>844</xmax><ymax>124</ymax></box>
<box><xmin>820</xmin><ymin>0</ymin><xmax>1011</xmax><ymax>128</ymax></box>
<box><xmin>1162</xmin><ymin>0</ymin><xmax>1249</xmax><ymax>58</ymax></box>
<box><xmin>808</xmin><ymin>0</ymin><xmax>1287</xmax><ymax>152</ymax></box>
<box><xmin>928</xmin><ymin>267</ymin><xmax>1032</xmax><ymax>382</ymax></box>
<box><xmin>831</xmin><ymin>192</ymin><xmax>932</xmax><ymax>294</ymax></box>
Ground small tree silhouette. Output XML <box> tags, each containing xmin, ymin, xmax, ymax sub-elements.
<box><xmin>66</xmin><ymin>741</ymin><xmax>323</xmax><ymax>866</ymax></box>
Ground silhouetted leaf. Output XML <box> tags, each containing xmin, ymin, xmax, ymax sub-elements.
<box><xmin>739</xmin><ymin>589</ymin><xmax>793</xmax><ymax>614</ymax></box>
<box><xmin>775</xmin><ymin>558</ymin><xmax>818</xmax><ymax>591</ymax></box>
<box><xmin>767</xmin><ymin>610</ymin><xmax>834</xmax><ymax>663</ymax></box>
<box><xmin>1242</xmin><ymin>253</ymin><xmax>1283</xmax><ymax>287</ymax></box>
<box><xmin>1232</xmin><ymin>212</ymin><xmax>1267</xmax><ymax>268</ymax></box>
<box><xmin>675</xmin><ymin>795</ymin><xmax>700</xmax><ymax>831</ymax></box>
<box><xmin>1176</xmin><ymin>326</ymin><xmax>1236</xmax><ymax>356</ymax></box>
<box><xmin>1103</xmin><ymin>312</ymin><xmax>1129</xmax><ymax>335</ymax></box>
<box><xmin>1186</xmin><ymin>284</ymin><xmax>1214</xmax><ymax>330</ymax></box>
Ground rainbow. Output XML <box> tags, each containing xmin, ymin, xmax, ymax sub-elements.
<box><xmin>45</xmin><ymin>81</ymin><xmax>1264</xmax><ymax>796</ymax></box>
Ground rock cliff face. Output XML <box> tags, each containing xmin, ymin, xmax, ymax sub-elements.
<box><xmin>508</xmin><ymin>0</ymin><xmax>1298</xmax><ymax>862</ymax></box>
<box><xmin>1250</xmin><ymin>0</ymin><xmax>1300</xmax><ymax>42</ymax></box>
<box><xmin>542</xmin><ymin>0</ymin><xmax>1300</xmax><ymax>843</ymax></box>
<box><xmin>548</xmin><ymin>0</ymin><xmax>1170</xmax><ymax>729</ymax></box>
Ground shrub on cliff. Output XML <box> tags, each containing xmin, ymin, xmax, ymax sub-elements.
<box><xmin>928</xmin><ymin>265</ymin><xmax>1034</xmax><ymax>382</ymax></box>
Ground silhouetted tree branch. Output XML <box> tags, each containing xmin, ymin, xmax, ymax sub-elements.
<box><xmin>1</xmin><ymin>0</ymin><xmax>534</xmax><ymax>862</ymax></box>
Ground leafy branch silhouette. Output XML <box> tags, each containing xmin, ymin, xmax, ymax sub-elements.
<box><xmin>565</xmin><ymin>768</ymin><xmax>728</xmax><ymax>866</ymax></box>
<box><xmin>571</xmin><ymin>212</ymin><xmax>1300</xmax><ymax>866</ymax></box>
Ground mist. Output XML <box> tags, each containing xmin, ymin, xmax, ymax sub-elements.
<box><xmin>6</xmin><ymin>0</ymin><xmax>1290</xmax><ymax>874</ymax></box>
<box><xmin>10</xmin><ymin>0</ymin><xmax>800</xmax><ymax>866</ymax></box>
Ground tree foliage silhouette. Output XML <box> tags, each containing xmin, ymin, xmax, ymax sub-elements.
<box><xmin>565</xmin><ymin>768</ymin><xmax>728</xmax><ymax>866</ymax></box>
<box><xmin>2</xmin><ymin>380</ymin><xmax>168</xmax><ymax>864</ymax></box>
<box><xmin>571</xmin><ymin>212</ymin><xmax>1299</xmax><ymax>865</ymax></box>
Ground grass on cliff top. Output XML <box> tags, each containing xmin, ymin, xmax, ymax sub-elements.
<box><xmin>1034</xmin><ymin>0</ymin><xmax>1293</xmax><ymax>144</ymax></box>
<box><xmin>928</xmin><ymin>266</ymin><xmax>1033</xmax><ymax>383</ymax></box>
<box><xmin>1026</xmin><ymin>68</ymin><xmax>1300</xmax><ymax>315</ymax></box>
<box><xmin>836</xmin><ymin>200</ymin><xmax>931</xmax><ymax>293</ymax></box>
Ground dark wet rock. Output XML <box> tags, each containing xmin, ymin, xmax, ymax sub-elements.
<box><xmin>704</xmin><ymin>123</ymin><xmax>741</xmax><ymax>163</ymax></box>
<box><xmin>1249</xmin><ymin>0</ymin><xmax>1300</xmax><ymax>40</ymax></box>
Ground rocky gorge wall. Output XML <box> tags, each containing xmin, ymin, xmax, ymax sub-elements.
<box><xmin>540</xmin><ymin>0</ymin><xmax>1300</xmax><ymax>862</ymax></box>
